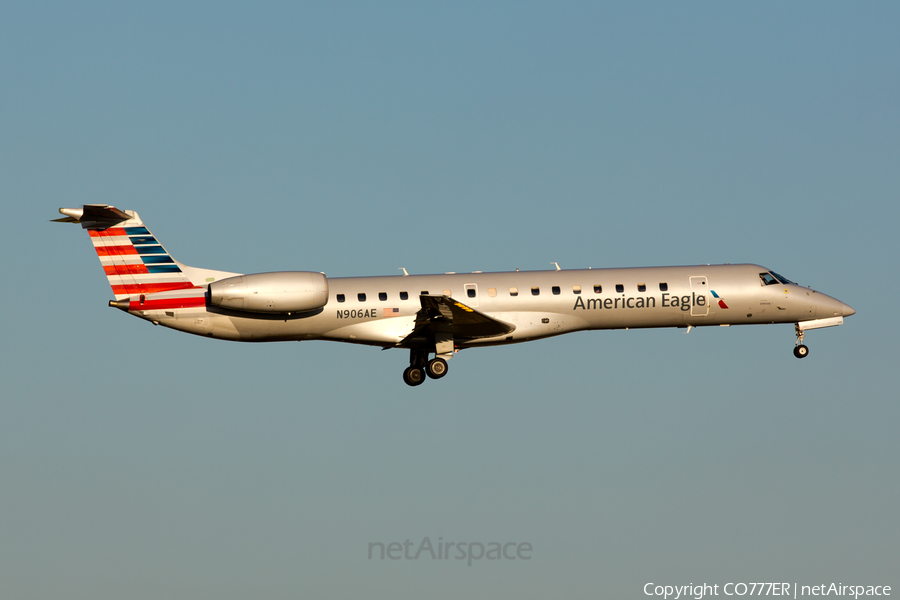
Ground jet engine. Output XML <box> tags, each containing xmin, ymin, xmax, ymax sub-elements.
<box><xmin>208</xmin><ymin>271</ymin><xmax>328</xmax><ymax>314</ymax></box>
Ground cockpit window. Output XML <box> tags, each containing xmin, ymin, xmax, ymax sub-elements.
<box><xmin>760</xmin><ymin>271</ymin><xmax>796</xmax><ymax>286</ymax></box>
<box><xmin>769</xmin><ymin>271</ymin><xmax>796</xmax><ymax>285</ymax></box>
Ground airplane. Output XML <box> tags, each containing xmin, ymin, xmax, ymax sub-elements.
<box><xmin>55</xmin><ymin>205</ymin><xmax>856</xmax><ymax>386</ymax></box>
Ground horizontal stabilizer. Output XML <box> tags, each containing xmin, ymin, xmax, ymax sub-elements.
<box><xmin>53</xmin><ymin>205</ymin><xmax>131</xmax><ymax>226</ymax></box>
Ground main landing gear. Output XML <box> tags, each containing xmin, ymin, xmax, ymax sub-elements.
<box><xmin>793</xmin><ymin>324</ymin><xmax>809</xmax><ymax>359</ymax></box>
<box><xmin>402</xmin><ymin>365</ymin><xmax>426</xmax><ymax>386</ymax></box>
<box><xmin>402</xmin><ymin>349</ymin><xmax>449</xmax><ymax>386</ymax></box>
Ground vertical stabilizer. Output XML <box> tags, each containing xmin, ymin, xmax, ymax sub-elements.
<box><xmin>56</xmin><ymin>205</ymin><xmax>198</xmax><ymax>300</ymax></box>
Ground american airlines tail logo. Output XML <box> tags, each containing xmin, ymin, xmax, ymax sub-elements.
<box><xmin>710</xmin><ymin>290</ymin><xmax>729</xmax><ymax>309</ymax></box>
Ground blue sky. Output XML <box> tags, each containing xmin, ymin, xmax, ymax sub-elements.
<box><xmin>2</xmin><ymin>3</ymin><xmax>898</xmax><ymax>598</ymax></box>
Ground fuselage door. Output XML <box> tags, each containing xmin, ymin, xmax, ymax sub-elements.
<box><xmin>689</xmin><ymin>276</ymin><xmax>709</xmax><ymax>316</ymax></box>
<box><xmin>464</xmin><ymin>283</ymin><xmax>479</xmax><ymax>307</ymax></box>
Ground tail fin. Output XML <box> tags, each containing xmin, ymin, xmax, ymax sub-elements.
<box><xmin>56</xmin><ymin>204</ymin><xmax>199</xmax><ymax>300</ymax></box>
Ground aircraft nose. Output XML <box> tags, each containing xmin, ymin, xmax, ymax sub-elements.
<box><xmin>842</xmin><ymin>302</ymin><xmax>856</xmax><ymax>317</ymax></box>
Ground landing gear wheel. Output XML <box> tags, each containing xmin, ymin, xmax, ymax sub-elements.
<box><xmin>426</xmin><ymin>357</ymin><xmax>448</xmax><ymax>379</ymax></box>
<box><xmin>793</xmin><ymin>344</ymin><xmax>809</xmax><ymax>359</ymax></box>
<box><xmin>403</xmin><ymin>366</ymin><xmax>426</xmax><ymax>386</ymax></box>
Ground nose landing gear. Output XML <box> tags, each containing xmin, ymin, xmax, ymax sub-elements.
<box><xmin>793</xmin><ymin>324</ymin><xmax>809</xmax><ymax>359</ymax></box>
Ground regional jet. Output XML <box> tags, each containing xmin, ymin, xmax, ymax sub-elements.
<box><xmin>55</xmin><ymin>205</ymin><xmax>856</xmax><ymax>386</ymax></box>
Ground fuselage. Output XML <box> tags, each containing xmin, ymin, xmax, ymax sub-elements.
<box><xmin>58</xmin><ymin>205</ymin><xmax>856</xmax><ymax>386</ymax></box>
<box><xmin>150</xmin><ymin>263</ymin><xmax>854</xmax><ymax>348</ymax></box>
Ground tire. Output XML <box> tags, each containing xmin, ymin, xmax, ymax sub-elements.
<box><xmin>793</xmin><ymin>345</ymin><xmax>809</xmax><ymax>359</ymax></box>
<box><xmin>403</xmin><ymin>366</ymin><xmax>426</xmax><ymax>386</ymax></box>
<box><xmin>426</xmin><ymin>357</ymin><xmax>448</xmax><ymax>379</ymax></box>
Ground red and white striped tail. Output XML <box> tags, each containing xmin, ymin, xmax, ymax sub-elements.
<box><xmin>58</xmin><ymin>205</ymin><xmax>200</xmax><ymax>300</ymax></box>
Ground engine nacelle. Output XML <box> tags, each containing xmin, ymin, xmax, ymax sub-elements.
<box><xmin>208</xmin><ymin>271</ymin><xmax>328</xmax><ymax>314</ymax></box>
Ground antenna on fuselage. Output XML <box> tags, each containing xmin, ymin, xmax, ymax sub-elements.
<box><xmin>552</xmin><ymin>262</ymin><xmax>560</xmax><ymax>271</ymax></box>
<box><xmin>399</xmin><ymin>268</ymin><xmax>409</xmax><ymax>276</ymax></box>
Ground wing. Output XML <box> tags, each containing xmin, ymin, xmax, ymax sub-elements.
<box><xmin>396</xmin><ymin>295</ymin><xmax>515</xmax><ymax>348</ymax></box>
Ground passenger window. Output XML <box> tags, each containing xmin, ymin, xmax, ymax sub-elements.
<box><xmin>421</xmin><ymin>290</ymin><xmax>429</xmax><ymax>295</ymax></box>
<box><xmin>510</xmin><ymin>287</ymin><xmax>519</xmax><ymax>296</ymax></box>
<box><xmin>337</xmin><ymin>294</ymin><xmax>345</xmax><ymax>303</ymax></box>
<box><xmin>378</xmin><ymin>292</ymin><xmax>387</xmax><ymax>301</ymax></box>
<box><xmin>637</xmin><ymin>284</ymin><xmax>646</xmax><ymax>292</ymax></box>
<box><xmin>467</xmin><ymin>288</ymin><xmax>476</xmax><ymax>298</ymax></box>
<box><xmin>531</xmin><ymin>287</ymin><xmax>540</xmax><ymax>296</ymax></box>
<box><xmin>358</xmin><ymin>293</ymin><xmax>366</xmax><ymax>302</ymax></box>
<box><xmin>488</xmin><ymin>288</ymin><xmax>497</xmax><ymax>297</ymax></box>
<box><xmin>443</xmin><ymin>289</ymin><xmax>451</xmax><ymax>296</ymax></box>
<box><xmin>552</xmin><ymin>286</ymin><xmax>560</xmax><ymax>295</ymax></box>
<box><xmin>573</xmin><ymin>285</ymin><xmax>581</xmax><ymax>294</ymax></box>
<box><xmin>400</xmin><ymin>291</ymin><xmax>408</xmax><ymax>300</ymax></box>
<box><xmin>616</xmin><ymin>284</ymin><xmax>624</xmax><ymax>293</ymax></box>
<box><xmin>593</xmin><ymin>285</ymin><xmax>602</xmax><ymax>293</ymax></box>
<box><xmin>659</xmin><ymin>283</ymin><xmax>668</xmax><ymax>292</ymax></box>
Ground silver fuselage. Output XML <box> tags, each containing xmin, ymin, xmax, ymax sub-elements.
<box><xmin>147</xmin><ymin>263</ymin><xmax>853</xmax><ymax>348</ymax></box>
